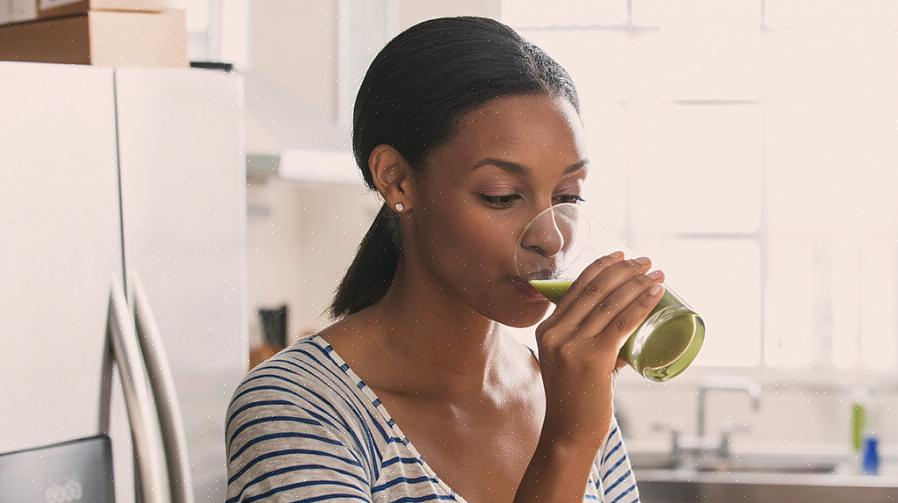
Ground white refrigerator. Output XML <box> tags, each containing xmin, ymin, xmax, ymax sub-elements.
<box><xmin>0</xmin><ymin>62</ymin><xmax>249</xmax><ymax>502</ymax></box>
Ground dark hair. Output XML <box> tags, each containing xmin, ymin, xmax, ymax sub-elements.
<box><xmin>327</xmin><ymin>16</ymin><xmax>581</xmax><ymax>319</ymax></box>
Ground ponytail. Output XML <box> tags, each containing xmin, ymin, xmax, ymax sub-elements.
<box><xmin>327</xmin><ymin>204</ymin><xmax>403</xmax><ymax>318</ymax></box>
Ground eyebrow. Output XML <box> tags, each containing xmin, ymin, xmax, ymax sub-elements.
<box><xmin>471</xmin><ymin>158</ymin><xmax>589</xmax><ymax>175</ymax></box>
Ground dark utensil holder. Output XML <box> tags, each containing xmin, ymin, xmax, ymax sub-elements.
<box><xmin>258</xmin><ymin>304</ymin><xmax>288</xmax><ymax>348</ymax></box>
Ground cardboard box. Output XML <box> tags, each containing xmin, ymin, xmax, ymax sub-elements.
<box><xmin>2</xmin><ymin>0</ymin><xmax>168</xmax><ymax>25</ymax></box>
<box><xmin>0</xmin><ymin>9</ymin><xmax>187</xmax><ymax>67</ymax></box>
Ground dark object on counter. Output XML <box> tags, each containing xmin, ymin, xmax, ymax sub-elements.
<box><xmin>0</xmin><ymin>434</ymin><xmax>114</xmax><ymax>502</ymax></box>
<box><xmin>190</xmin><ymin>61</ymin><xmax>234</xmax><ymax>72</ymax></box>
<box><xmin>259</xmin><ymin>304</ymin><xmax>288</xmax><ymax>348</ymax></box>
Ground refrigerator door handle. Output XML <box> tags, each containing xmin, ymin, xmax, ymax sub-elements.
<box><xmin>107</xmin><ymin>280</ymin><xmax>169</xmax><ymax>503</ymax></box>
<box><xmin>130</xmin><ymin>272</ymin><xmax>195</xmax><ymax>503</ymax></box>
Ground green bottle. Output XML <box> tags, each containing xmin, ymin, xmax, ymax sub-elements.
<box><xmin>529</xmin><ymin>279</ymin><xmax>705</xmax><ymax>382</ymax></box>
<box><xmin>851</xmin><ymin>386</ymin><xmax>873</xmax><ymax>454</ymax></box>
<box><xmin>852</xmin><ymin>402</ymin><xmax>866</xmax><ymax>453</ymax></box>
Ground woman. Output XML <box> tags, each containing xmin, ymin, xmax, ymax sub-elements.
<box><xmin>226</xmin><ymin>16</ymin><xmax>664</xmax><ymax>503</ymax></box>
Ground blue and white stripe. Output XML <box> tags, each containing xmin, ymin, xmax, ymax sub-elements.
<box><xmin>225</xmin><ymin>335</ymin><xmax>640</xmax><ymax>502</ymax></box>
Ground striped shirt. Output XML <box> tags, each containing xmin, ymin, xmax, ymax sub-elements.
<box><xmin>225</xmin><ymin>334</ymin><xmax>640</xmax><ymax>502</ymax></box>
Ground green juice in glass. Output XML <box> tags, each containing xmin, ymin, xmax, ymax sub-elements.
<box><xmin>529</xmin><ymin>279</ymin><xmax>705</xmax><ymax>382</ymax></box>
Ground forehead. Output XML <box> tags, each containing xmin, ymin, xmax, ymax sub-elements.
<box><xmin>431</xmin><ymin>93</ymin><xmax>587</xmax><ymax>174</ymax></box>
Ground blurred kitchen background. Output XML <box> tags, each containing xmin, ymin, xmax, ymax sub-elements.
<box><xmin>2</xmin><ymin>0</ymin><xmax>898</xmax><ymax>502</ymax></box>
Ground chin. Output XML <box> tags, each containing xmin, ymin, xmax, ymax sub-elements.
<box><xmin>481</xmin><ymin>297</ymin><xmax>552</xmax><ymax>328</ymax></box>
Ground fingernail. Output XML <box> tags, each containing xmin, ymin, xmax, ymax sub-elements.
<box><xmin>647</xmin><ymin>270</ymin><xmax>664</xmax><ymax>280</ymax></box>
<box><xmin>635</xmin><ymin>256</ymin><xmax>651</xmax><ymax>265</ymax></box>
<box><xmin>610</xmin><ymin>251</ymin><xmax>624</xmax><ymax>259</ymax></box>
<box><xmin>649</xmin><ymin>284</ymin><xmax>663</xmax><ymax>296</ymax></box>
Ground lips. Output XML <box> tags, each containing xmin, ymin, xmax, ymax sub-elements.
<box><xmin>510</xmin><ymin>276</ymin><xmax>546</xmax><ymax>299</ymax></box>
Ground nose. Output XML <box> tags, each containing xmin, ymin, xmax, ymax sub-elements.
<box><xmin>519</xmin><ymin>207</ymin><xmax>568</xmax><ymax>258</ymax></box>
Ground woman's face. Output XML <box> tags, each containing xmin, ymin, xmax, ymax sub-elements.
<box><xmin>408</xmin><ymin>93</ymin><xmax>589</xmax><ymax>328</ymax></box>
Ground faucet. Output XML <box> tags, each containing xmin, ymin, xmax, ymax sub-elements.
<box><xmin>696</xmin><ymin>376</ymin><xmax>761</xmax><ymax>439</ymax></box>
<box><xmin>655</xmin><ymin>376</ymin><xmax>761</xmax><ymax>463</ymax></box>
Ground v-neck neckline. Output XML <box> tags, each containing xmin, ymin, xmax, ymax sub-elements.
<box><xmin>309</xmin><ymin>334</ymin><xmax>469</xmax><ymax>502</ymax></box>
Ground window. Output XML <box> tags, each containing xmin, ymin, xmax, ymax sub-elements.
<box><xmin>504</xmin><ymin>0</ymin><xmax>898</xmax><ymax>373</ymax></box>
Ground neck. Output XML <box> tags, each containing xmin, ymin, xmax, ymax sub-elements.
<box><xmin>360</xmin><ymin>253</ymin><xmax>513</xmax><ymax>402</ymax></box>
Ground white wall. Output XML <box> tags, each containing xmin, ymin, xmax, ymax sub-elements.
<box><xmin>246</xmin><ymin>179</ymin><xmax>379</xmax><ymax>345</ymax></box>
<box><xmin>250</xmin><ymin>0</ymin><xmax>337</xmax><ymax>121</ymax></box>
<box><xmin>398</xmin><ymin>0</ymin><xmax>501</xmax><ymax>28</ymax></box>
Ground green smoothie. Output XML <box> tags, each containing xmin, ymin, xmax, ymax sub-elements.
<box><xmin>528</xmin><ymin>278</ymin><xmax>705</xmax><ymax>382</ymax></box>
<box><xmin>529</xmin><ymin>279</ymin><xmax>574</xmax><ymax>304</ymax></box>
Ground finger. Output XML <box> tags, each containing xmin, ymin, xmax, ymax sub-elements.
<box><xmin>555</xmin><ymin>257</ymin><xmax>654</xmax><ymax>327</ymax></box>
<box><xmin>595</xmin><ymin>281</ymin><xmax>666</xmax><ymax>354</ymax></box>
<box><xmin>550</xmin><ymin>252</ymin><xmax>626</xmax><ymax>317</ymax></box>
<box><xmin>578</xmin><ymin>270</ymin><xmax>665</xmax><ymax>339</ymax></box>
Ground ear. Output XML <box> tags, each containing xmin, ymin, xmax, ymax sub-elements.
<box><xmin>368</xmin><ymin>144</ymin><xmax>416</xmax><ymax>213</ymax></box>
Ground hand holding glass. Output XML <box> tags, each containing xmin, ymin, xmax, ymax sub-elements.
<box><xmin>514</xmin><ymin>203</ymin><xmax>705</xmax><ymax>382</ymax></box>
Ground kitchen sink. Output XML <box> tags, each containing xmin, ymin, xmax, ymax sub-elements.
<box><xmin>693</xmin><ymin>458</ymin><xmax>838</xmax><ymax>474</ymax></box>
<box><xmin>630</xmin><ymin>453</ymin><xmax>838</xmax><ymax>475</ymax></box>
<box><xmin>637</xmin><ymin>479</ymin><xmax>898</xmax><ymax>503</ymax></box>
<box><xmin>630</xmin><ymin>453</ymin><xmax>898</xmax><ymax>503</ymax></box>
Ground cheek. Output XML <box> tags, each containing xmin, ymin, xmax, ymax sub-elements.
<box><xmin>467</xmin><ymin>213</ymin><xmax>520</xmax><ymax>272</ymax></box>
<box><xmin>418</xmin><ymin>204</ymin><xmax>517</xmax><ymax>282</ymax></box>
<box><xmin>456</xmin><ymin>209</ymin><xmax>519</xmax><ymax>272</ymax></box>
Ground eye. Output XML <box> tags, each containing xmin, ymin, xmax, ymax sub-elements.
<box><xmin>554</xmin><ymin>194</ymin><xmax>586</xmax><ymax>205</ymax></box>
<box><xmin>479</xmin><ymin>194</ymin><xmax>521</xmax><ymax>208</ymax></box>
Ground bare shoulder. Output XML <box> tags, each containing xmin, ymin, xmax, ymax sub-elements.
<box><xmin>311</xmin><ymin>311</ymin><xmax>392</xmax><ymax>382</ymax></box>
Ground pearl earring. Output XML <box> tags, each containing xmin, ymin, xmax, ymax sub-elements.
<box><xmin>394</xmin><ymin>202</ymin><xmax>405</xmax><ymax>212</ymax></box>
